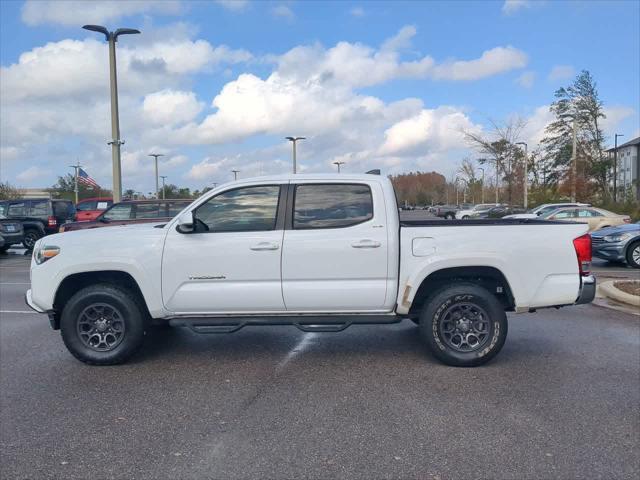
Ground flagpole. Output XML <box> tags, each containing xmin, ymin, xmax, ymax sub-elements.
<box><xmin>69</xmin><ymin>161</ymin><xmax>81</xmax><ymax>204</ymax></box>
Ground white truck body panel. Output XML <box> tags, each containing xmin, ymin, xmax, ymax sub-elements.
<box><xmin>28</xmin><ymin>174</ymin><xmax>588</xmax><ymax>319</ymax></box>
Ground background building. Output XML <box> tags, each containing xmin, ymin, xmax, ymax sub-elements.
<box><xmin>607</xmin><ymin>136</ymin><xmax>639</xmax><ymax>201</ymax></box>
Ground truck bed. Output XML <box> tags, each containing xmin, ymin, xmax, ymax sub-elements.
<box><xmin>400</xmin><ymin>218</ymin><xmax>577</xmax><ymax>227</ymax></box>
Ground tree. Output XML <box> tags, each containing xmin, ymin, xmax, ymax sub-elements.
<box><xmin>464</xmin><ymin>118</ymin><xmax>527</xmax><ymax>205</ymax></box>
<box><xmin>0</xmin><ymin>181</ymin><xmax>23</xmax><ymax>200</ymax></box>
<box><xmin>540</xmin><ymin>70</ymin><xmax>608</xmax><ymax>200</ymax></box>
<box><xmin>388</xmin><ymin>171</ymin><xmax>447</xmax><ymax>206</ymax></box>
<box><xmin>50</xmin><ymin>174</ymin><xmax>110</xmax><ymax>201</ymax></box>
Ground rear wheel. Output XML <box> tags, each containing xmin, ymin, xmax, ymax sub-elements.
<box><xmin>22</xmin><ymin>229</ymin><xmax>42</xmax><ymax>250</ymax></box>
<box><xmin>445</xmin><ymin>213</ymin><xmax>455</xmax><ymax>220</ymax></box>
<box><xmin>419</xmin><ymin>283</ymin><xmax>508</xmax><ymax>367</ymax></box>
<box><xmin>60</xmin><ymin>284</ymin><xmax>147</xmax><ymax>365</ymax></box>
<box><xmin>626</xmin><ymin>241</ymin><xmax>640</xmax><ymax>269</ymax></box>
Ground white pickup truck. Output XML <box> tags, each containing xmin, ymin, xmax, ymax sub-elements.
<box><xmin>26</xmin><ymin>173</ymin><xmax>595</xmax><ymax>367</ymax></box>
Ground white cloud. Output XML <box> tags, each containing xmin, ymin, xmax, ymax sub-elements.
<box><xmin>601</xmin><ymin>105</ymin><xmax>636</xmax><ymax>135</ymax></box>
<box><xmin>16</xmin><ymin>166</ymin><xmax>51</xmax><ymax>184</ymax></box>
<box><xmin>548</xmin><ymin>65</ymin><xmax>575</xmax><ymax>81</ymax></box>
<box><xmin>350</xmin><ymin>7</ymin><xmax>365</xmax><ymax>17</ymax></box>
<box><xmin>272</xmin><ymin>5</ymin><xmax>295</xmax><ymax>20</ymax></box>
<box><xmin>143</xmin><ymin>90</ymin><xmax>204</xmax><ymax>126</ymax></box>
<box><xmin>214</xmin><ymin>0</ymin><xmax>249</xmax><ymax>12</ymax></box>
<box><xmin>379</xmin><ymin>107</ymin><xmax>482</xmax><ymax>155</ymax></box>
<box><xmin>516</xmin><ymin>71</ymin><xmax>535</xmax><ymax>88</ymax></box>
<box><xmin>502</xmin><ymin>0</ymin><xmax>533</xmax><ymax>15</ymax></box>
<box><xmin>21</xmin><ymin>0</ymin><xmax>183</xmax><ymax>26</ymax></box>
<box><xmin>431</xmin><ymin>46</ymin><xmax>528</xmax><ymax>81</ymax></box>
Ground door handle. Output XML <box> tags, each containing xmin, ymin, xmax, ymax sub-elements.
<box><xmin>351</xmin><ymin>239</ymin><xmax>381</xmax><ymax>249</ymax></box>
<box><xmin>250</xmin><ymin>242</ymin><xmax>280</xmax><ymax>251</ymax></box>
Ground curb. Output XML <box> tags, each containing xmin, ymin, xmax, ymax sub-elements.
<box><xmin>599</xmin><ymin>280</ymin><xmax>640</xmax><ymax>307</ymax></box>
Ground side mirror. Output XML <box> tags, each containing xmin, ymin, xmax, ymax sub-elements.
<box><xmin>176</xmin><ymin>211</ymin><xmax>194</xmax><ymax>233</ymax></box>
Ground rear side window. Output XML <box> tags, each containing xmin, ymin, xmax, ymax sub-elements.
<box><xmin>135</xmin><ymin>203</ymin><xmax>161</xmax><ymax>219</ymax></box>
<box><xmin>293</xmin><ymin>184</ymin><xmax>373</xmax><ymax>229</ymax></box>
<box><xmin>30</xmin><ymin>200</ymin><xmax>49</xmax><ymax>216</ymax></box>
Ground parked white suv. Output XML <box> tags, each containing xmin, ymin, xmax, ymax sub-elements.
<box><xmin>26</xmin><ymin>174</ymin><xmax>595</xmax><ymax>367</ymax></box>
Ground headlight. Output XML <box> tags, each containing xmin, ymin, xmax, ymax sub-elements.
<box><xmin>602</xmin><ymin>233</ymin><xmax>632</xmax><ymax>243</ymax></box>
<box><xmin>34</xmin><ymin>245</ymin><xmax>60</xmax><ymax>265</ymax></box>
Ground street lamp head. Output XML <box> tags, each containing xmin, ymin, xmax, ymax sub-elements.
<box><xmin>114</xmin><ymin>28</ymin><xmax>141</xmax><ymax>40</ymax></box>
<box><xmin>286</xmin><ymin>136</ymin><xmax>306</xmax><ymax>141</ymax></box>
<box><xmin>82</xmin><ymin>24</ymin><xmax>110</xmax><ymax>40</ymax></box>
<box><xmin>515</xmin><ymin>142</ymin><xmax>527</xmax><ymax>147</ymax></box>
<box><xmin>148</xmin><ymin>153</ymin><xmax>164</xmax><ymax>158</ymax></box>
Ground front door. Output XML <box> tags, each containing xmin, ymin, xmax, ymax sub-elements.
<box><xmin>281</xmin><ymin>182</ymin><xmax>389</xmax><ymax>312</ymax></box>
<box><xmin>162</xmin><ymin>184</ymin><xmax>286</xmax><ymax>314</ymax></box>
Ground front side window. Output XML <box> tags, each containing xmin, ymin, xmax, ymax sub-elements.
<box><xmin>76</xmin><ymin>201</ymin><xmax>97</xmax><ymax>211</ymax></box>
<box><xmin>102</xmin><ymin>204</ymin><xmax>133</xmax><ymax>221</ymax></box>
<box><xmin>293</xmin><ymin>184</ymin><xmax>373</xmax><ymax>229</ymax></box>
<box><xmin>552</xmin><ymin>209</ymin><xmax>576</xmax><ymax>219</ymax></box>
<box><xmin>8</xmin><ymin>202</ymin><xmax>25</xmax><ymax>216</ymax></box>
<box><xmin>194</xmin><ymin>185</ymin><xmax>280</xmax><ymax>232</ymax></box>
<box><xmin>135</xmin><ymin>203</ymin><xmax>160</xmax><ymax>219</ymax></box>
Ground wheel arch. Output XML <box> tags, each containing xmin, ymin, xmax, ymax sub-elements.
<box><xmin>51</xmin><ymin>271</ymin><xmax>151</xmax><ymax>329</ymax></box>
<box><xmin>408</xmin><ymin>266</ymin><xmax>516</xmax><ymax>316</ymax></box>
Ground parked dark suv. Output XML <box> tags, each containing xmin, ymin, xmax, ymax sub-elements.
<box><xmin>59</xmin><ymin>199</ymin><xmax>192</xmax><ymax>232</ymax></box>
<box><xmin>0</xmin><ymin>199</ymin><xmax>75</xmax><ymax>249</ymax></box>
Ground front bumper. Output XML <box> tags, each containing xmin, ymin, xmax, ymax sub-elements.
<box><xmin>592</xmin><ymin>243</ymin><xmax>625</xmax><ymax>262</ymax></box>
<box><xmin>25</xmin><ymin>289</ymin><xmax>46</xmax><ymax>313</ymax></box>
<box><xmin>576</xmin><ymin>275</ymin><xmax>596</xmax><ymax>305</ymax></box>
<box><xmin>1</xmin><ymin>231</ymin><xmax>24</xmax><ymax>245</ymax></box>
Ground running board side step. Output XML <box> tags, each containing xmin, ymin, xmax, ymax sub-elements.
<box><xmin>168</xmin><ymin>314</ymin><xmax>401</xmax><ymax>334</ymax></box>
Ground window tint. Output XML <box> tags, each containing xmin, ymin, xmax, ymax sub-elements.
<box><xmin>135</xmin><ymin>203</ymin><xmax>160</xmax><ymax>219</ymax></box>
<box><xmin>0</xmin><ymin>203</ymin><xmax>6</xmax><ymax>216</ymax></box>
<box><xmin>76</xmin><ymin>201</ymin><xmax>97</xmax><ymax>211</ymax></box>
<box><xmin>195</xmin><ymin>186</ymin><xmax>280</xmax><ymax>232</ymax></box>
<box><xmin>577</xmin><ymin>209</ymin><xmax>596</xmax><ymax>217</ymax></box>
<box><xmin>294</xmin><ymin>184</ymin><xmax>373</xmax><ymax>229</ymax></box>
<box><xmin>8</xmin><ymin>202</ymin><xmax>25</xmax><ymax>216</ymax></box>
<box><xmin>102</xmin><ymin>204</ymin><xmax>133</xmax><ymax>221</ymax></box>
<box><xmin>53</xmin><ymin>201</ymin><xmax>74</xmax><ymax>219</ymax></box>
<box><xmin>30</xmin><ymin>200</ymin><xmax>49</xmax><ymax>216</ymax></box>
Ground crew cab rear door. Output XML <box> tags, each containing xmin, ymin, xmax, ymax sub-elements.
<box><xmin>281</xmin><ymin>181</ymin><xmax>389</xmax><ymax>311</ymax></box>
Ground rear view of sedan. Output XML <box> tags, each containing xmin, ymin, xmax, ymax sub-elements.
<box><xmin>591</xmin><ymin>222</ymin><xmax>640</xmax><ymax>268</ymax></box>
<box><xmin>0</xmin><ymin>215</ymin><xmax>24</xmax><ymax>253</ymax></box>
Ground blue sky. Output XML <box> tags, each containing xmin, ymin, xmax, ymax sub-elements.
<box><xmin>1</xmin><ymin>0</ymin><xmax>638</xmax><ymax>192</ymax></box>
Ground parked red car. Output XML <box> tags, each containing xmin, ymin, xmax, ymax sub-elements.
<box><xmin>74</xmin><ymin>197</ymin><xmax>113</xmax><ymax>222</ymax></box>
<box><xmin>60</xmin><ymin>199</ymin><xmax>192</xmax><ymax>232</ymax></box>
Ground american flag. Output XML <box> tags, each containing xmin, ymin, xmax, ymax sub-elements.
<box><xmin>77</xmin><ymin>168</ymin><xmax>99</xmax><ymax>188</ymax></box>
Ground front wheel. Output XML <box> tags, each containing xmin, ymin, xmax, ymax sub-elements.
<box><xmin>626</xmin><ymin>241</ymin><xmax>640</xmax><ymax>269</ymax></box>
<box><xmin>60</xmin><ymin>284</ymin><xmax>147</xmax><ymax>365</ymax></box>
<box><xmin>419</xmin><ymin>283</ymin><xmax>508</xmax><ymax>367</ymax></box>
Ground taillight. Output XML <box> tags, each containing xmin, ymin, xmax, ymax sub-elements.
<box><xmin>48</xmin><ymin>216</ymin><xmax>57</xmax><ymax>227</ymax></box>
<box><xmin>573</xmin><ymin>234</ymin><xmax>591</xmax><ymax>276</ymax></box>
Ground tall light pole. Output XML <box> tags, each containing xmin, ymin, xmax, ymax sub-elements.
<box><xmin>478</xmin><ymin>167</ymin><xmax>485</xmax><ymax>204</ymax></box>
<box><xmin>69</xmin><ymin>161</ymin><xmax>82</xmax><ymax>204</ymax></box>
<box><xmin>285</xmin><ymin>136</ymin><xmax>305</xmax><ymax>174</ymax></box>
<box><xmin>159</xmin><ymin>175</ymin><xmax>167</xmax><ymax>199</ymax></box>
<box><xmin>83</xmin><ymin>25</ymin><xmax>140</xmax><ymax>203</ymax></box>
<box><xmin>516</xmin><ymin>142</ymin><xmax>528</xmax><ymax>208</ymax></box>
<box><xmin>148</xmin><ymin>154</ymin><xmax>164</xmax><ymax>198</ymax></box>
<box><xmin>232</xmin><ymin>170</ymin><xmax>240</xmax><ymax>180</ymax></box>
<box><xmin>333</xmin><ymin>161</ymin><xmax>345</xmax><ymax>173</ymax></box>
<box><xmin>613</xmin><ymin>133</ymin><xmax>624</xmax><ymax>202</ymax></box>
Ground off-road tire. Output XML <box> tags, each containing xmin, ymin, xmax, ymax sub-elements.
<box><xmin>60</xmin><ymin>284</ymin><xmax>147</xmax><ymax>365</ymax></box>
<box><xmin>420</xmin><ymin>283</ymin><xmax>508</xmax><ymax>367</ymax></box>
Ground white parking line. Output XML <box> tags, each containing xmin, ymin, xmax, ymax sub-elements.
<box><xmin>276</xmin><ymin>332</ymin><xmax>317</xmax><ymax>372</ymax></box>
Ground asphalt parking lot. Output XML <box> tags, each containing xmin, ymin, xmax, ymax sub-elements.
<box><xmin>1</xmin><ymin>249</ymin><xmax>639</xmax><ymax>479</ymax></box>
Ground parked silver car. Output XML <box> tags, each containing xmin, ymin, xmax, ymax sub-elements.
<box><xmin>591</xmin><ymin>222</ymin><xmax>640</xmax><ymax>269</ymax></box>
